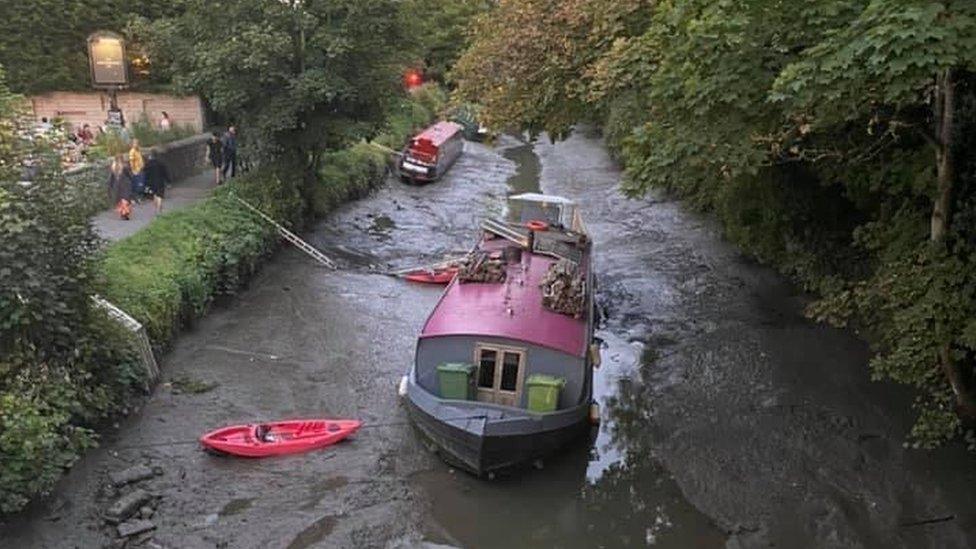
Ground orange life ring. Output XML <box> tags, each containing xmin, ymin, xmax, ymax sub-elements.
<box><xmin>526</xmin><ymin>220</ymin><xmax>549</xmax><ymax>231</ymax></box>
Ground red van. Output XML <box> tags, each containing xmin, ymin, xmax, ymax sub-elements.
<box><xmin>399</xmin><ymin>121</ymin><xmax>464</xmax><ymax>184</ymax></box>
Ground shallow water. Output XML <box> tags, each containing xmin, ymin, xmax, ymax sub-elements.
<box><xmin>1</xmin><ymin>132</ymin><xmax>974</xmax><ymax>549</ymax></box>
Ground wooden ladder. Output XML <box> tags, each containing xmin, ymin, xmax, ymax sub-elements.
<box><xmin>231</xmin><ymin>195</ymin><xmax>337</xmax><ymax>270</ymax></box>
<box><xmin>481</xmin><ymin>218</ymin><xmax>529</xmax><ymax>248</ymax></box>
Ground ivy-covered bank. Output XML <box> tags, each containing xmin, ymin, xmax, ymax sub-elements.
<box><xmin>0</xmin><ymin>84</ymin><xmax>444</xmax><ymax>515</ymax></box>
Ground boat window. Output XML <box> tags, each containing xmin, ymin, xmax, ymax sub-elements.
<box><xmin>478</xmin><ymin>349</ymin><xmax>497</xmax><ymax>388</ymax></box>
<box><xmin>501</xmin><ymin>352</ymin><xmax>520</xmax><ymax>392</ymax></box>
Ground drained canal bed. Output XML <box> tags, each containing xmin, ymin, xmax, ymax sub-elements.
<box><xmin>1</xmin><ymin>132</ymin><xmax>975</xmax><ymax>548</ymax></box>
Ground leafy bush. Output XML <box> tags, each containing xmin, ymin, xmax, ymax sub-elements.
<box><xmin>101</xmin><ymin>169</ymin><xmax>294</xmax><ymax>345</ymax></box>
<box><xmin>0</xmin><ymin>71</ymin><xmax>145</xmax><ymax>514</ymax></box>
<box><xmin>373</xmin><ymin>84</ymin><xmax>447</xmax><ymax>151</ymax></box>
<box><xmin>410</xmin><ymin>83</ymin><xmax>448</xmax><ymax>120</ymax></box>
<box><xmin>0</xmin><ymin>385</ymin><xmax>94</xmax><ymax>514</ymax></box>
<box><xmin>128</xmin><ymin>113</ymin><xmax>197</xmax><ymax>148</ymax></box>
<box><xmin>86</xmin><ymin>130</ymin><xmax>129</xmax><ymax>159</ymax></box>
<box><xmin>87</xmin><ymin>114</ymin><xmax>198</xmax><ymax>161</ymax></box>
<box><xmin>312</xmin><ymin>144</ymin><xmax>389</xmax><ymax>217</ymax></box>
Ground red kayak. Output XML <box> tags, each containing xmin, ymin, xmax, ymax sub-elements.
<box><xmin>200</xmin><ymin>419</ymin><xmax>361</xmax><ymax>458</ymax></box>
<box><xmin>403</xmin><ymin>266</ymin><xmax>458</xmax><ymax>284</ymax></box>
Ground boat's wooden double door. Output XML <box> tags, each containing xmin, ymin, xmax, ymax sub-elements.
<box><xmin>475</xmin><ymin>344</ymin><xmax>525</xmax><ymax>407</ymax></box>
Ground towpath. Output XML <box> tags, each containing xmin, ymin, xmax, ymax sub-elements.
<box><xmin>94</xmin><ymin>171</ymin><xmax>217</xmax><ymax>242</ymax></box>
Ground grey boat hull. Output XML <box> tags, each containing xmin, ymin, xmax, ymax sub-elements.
<box><xmin>405</xmin><ymin>378</ymin><xmax>590</xmax><ymax>476</ymax></box>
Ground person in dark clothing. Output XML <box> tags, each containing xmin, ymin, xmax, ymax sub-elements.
<box><xmin>107</xmin><ymin>154</ymin><xmax>133</xmax><ymax>220</ymax></box>
<box><xmin>207</xmin><ymin>132</ymin><xmax>223</xmax><ymax>185</ymax></box>
<box><xmin>144</xmin><ymin>152</ymin><xmax>171</xmax><ymax>214</ymax></box>
<box><xmin>221</xmin><ymin>126</ymin><xmax>238</xmax><ymax>180</ymax></box>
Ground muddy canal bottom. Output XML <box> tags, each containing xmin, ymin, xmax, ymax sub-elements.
<box><xmin>2</xmin><ymin>133</ymin><xmax>974</xmax><ymax>549</ymax></box>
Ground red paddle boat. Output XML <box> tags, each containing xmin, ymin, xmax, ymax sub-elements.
<box><xmin>403</xmin><ymin>266</ymin><xmax>458</xmax><ymax>285</ymax></box>
<box><xmin>200</xmin><ymin>419</ymin><xmax>361</xmax><ymax>457</ymax></box>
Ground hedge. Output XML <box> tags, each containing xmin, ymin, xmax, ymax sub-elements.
<box><xmin>100</xmin><ymin>171</ymin><xmax>298</xmax><ymax>345</ymax></box>
<box><xmin>0</xmin><ymin>87</ymin><xmax>445</xmax><ymax>516</ymax></box>
<box><xmin>101</xmin><ymin>85</ymin><xmax>444</xmax><ymax>346</ymax></box>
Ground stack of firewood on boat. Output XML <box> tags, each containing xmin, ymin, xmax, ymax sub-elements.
<box><xmin>457</xmin><ymin>251</ymin><xmax>507</xmax><ymax>283</ymax></box>
<box><xmin>540</xmin><ymin>258</ymin><xmax>585</xmax><ymax>318</ymax></box>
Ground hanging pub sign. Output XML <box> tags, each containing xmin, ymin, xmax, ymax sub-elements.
<box><xmin>87</xmin><ymin>32</ymin><xmax>128</xmax><ymax>87</ymax></box>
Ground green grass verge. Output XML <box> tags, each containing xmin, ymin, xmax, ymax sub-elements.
<box><xmin>102</xmin><ymin>86</ymin><xmax>444</xmax><ymax>346</ymax></box>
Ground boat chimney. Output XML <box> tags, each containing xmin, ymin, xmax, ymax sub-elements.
<box><xmin>504</xmin><ymin>246</ymin><xmax>522</xmax><ymax>264</ymax></box>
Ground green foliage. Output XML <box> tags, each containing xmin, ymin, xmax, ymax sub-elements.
<box><xmin>373</xmin><ymin>84</ymin><xmax>448</xmax><ymax>150</ymax></box>
<box><xmin>312</xmin><ymin>144</ymin><xmax>388</xmax><ymax>217</ymax></box>
<box><xmin>454</xmin><ymin>0</ymin><xmax>976</xmax><ymax>447</ymax></box>
<box><xmin>128</xmin><ymin>113</ymin><xmax>197</xmax><ymax>148</ymax></box>
<box><xmin>87</xmin><ymin>130</ymin><xmax>130</xmax><ymax>159</ymax></box>
<box><xmin>0</xmin><ymin>70</ymin><xmax>144</xmax><ymax>514</ymax></box>
<box><xmin>132</xmin><ymin>0</ymin><xmax>409</xmax><ymax>163</ymax></box>
<box><xmin>454</xmin><ymin>0</ymin><xmax>651</xmax><ymax>138</ymax></box>
<box><xmin>0</xmin><ymin>383</ymin><xmax>94</xmax><ymax>514</ymax></box>
<box><xmin>100</xmin><ymin>88</ymin><xmax>440</xmax><ymax>345</ymax></box>
<box><xmin>772</xmin><ymin>1</ymin><xmax>976</xmax><ymax>123</ymax></box>
<box><xmin>398</xmin><ymin>0</ymin><xmax>492</xmax><ymax>81</ymax></box>
<box><xmin>101</xmin><ymin>169</ymin><xmax>289</xmax><ymax>344</ymax></box>
<box><xmin>0</xmin><ymin>0</ymin><xmax>184</xmax><ymax>93</ymax></box>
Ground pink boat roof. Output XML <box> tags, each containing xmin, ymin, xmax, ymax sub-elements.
<box><xmin>420</xmin><ymin>251</ymin><xmax>588</xmax><ymax>357</ymax></box>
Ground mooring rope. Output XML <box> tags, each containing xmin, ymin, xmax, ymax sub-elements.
<box><xmin>106</xmin><ymin>414</ymin><xmax>488</xmax><ymax>452</ymax></box>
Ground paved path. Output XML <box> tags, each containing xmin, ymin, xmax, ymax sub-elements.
<box><xmin>94</xmin><ymin>171</ymin><xmax>218</xmax><ymax>241</ymax></box>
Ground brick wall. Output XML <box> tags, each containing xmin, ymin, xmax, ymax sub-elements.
<box><xmin>30</xmin><ymin>91</ymin><xmax>205</xmax><ymax>131</ymax></box>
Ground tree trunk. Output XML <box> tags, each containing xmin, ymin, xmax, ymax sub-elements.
<box><xmin>930</xmin><ymin>69</ymin><xmax>976</xmax><ymax>422</ymax></box>
<box><xmin>931</xmin><ymin>69</ymin><xmax>954</xmax><ymax>242</ymax></box>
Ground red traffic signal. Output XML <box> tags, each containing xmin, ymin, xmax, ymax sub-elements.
<box><xmin>404</xmin><ymin>69</ymin><xmax>424</xmax><ymax>90</ymax></box>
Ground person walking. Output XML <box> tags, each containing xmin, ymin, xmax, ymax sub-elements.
<box><xmin>107</xmin><ymin>154</ymin><xmax>133</xmax><ymax>220</ymax></box>
<box><xmin>144</xmin><ymin>152</ymin><xmax>171</xmax><ymax>214</ymax></box>
<box><xmin>207</xmin><ymin>132</ymin><xmax>223</xmax><ymax>185</ymax></box>
<box><xmin>221</xmin><ymin>126</ymin><xmax>238</xmax><ymax>180</ymax></box>
<box><xmin>129</xmin><ymin>139</ymin><xmax>145</xmax><ymax>201</ymax></box>
<box><xmin>159</xmin><ymin>111</ymin><xmax>172</xmax><ymax>131</ymax></box>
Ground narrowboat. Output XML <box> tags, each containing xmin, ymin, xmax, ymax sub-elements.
<box><xmin>404</xmin><ymin>193</ymin><xmax>598</xmax><ymax>476</ymax></box>
<box><xmin>398</xmin><ymin>121</ymin><xmax>464</xmax><ymax>184</ymax></box>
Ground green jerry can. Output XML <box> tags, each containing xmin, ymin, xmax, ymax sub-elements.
<box><xmin>436</xmin><ymin>363</ymin><xmax>477</xmax><ymax>400</ymax></box>
<box><xmin>526</xmin><ymin>375</ymin><xmax>566</xmax><ymax>413</ymax></box>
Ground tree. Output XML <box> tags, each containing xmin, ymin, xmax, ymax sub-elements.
<box><xmin>452</xmin><ymin>0</ymin><xmax>976</xmax><ymax>447</ymax></box>
<box><xmin>773</xmin><ymin>1</ymin><xmax>976</xmax><ymax>242</ymax></box>
<box><xmin>131</xmin><ymin>0</ymin><xmax>408</xmax><ymax>173</ymax></box>
<box><xmin>0</xmin><ymin>67</ymin><xmax>141</xmax><ymax>513</ymax></box>
<box><xmin>772</xmin><ymin>0</ymin><xmax>976</xmax><ymax>429</ymax></box>
<box><xmin>398</xmin><ymin>0</ymin><xmax>492</xmax><ymax>83</ymax></box>
<box><xmin>453</xmin><ymin>0</ymin><xmax>651</xmax><ymax>139</ymax></box>
<box><xmin>0</xmin><ymin>0</ymin><xmax>184</xmax><ymax>93</ymax></box>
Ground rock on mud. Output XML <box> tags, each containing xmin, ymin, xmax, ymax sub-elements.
<box><xmin>105</xmin><ymin>489</ymin><xmax>153</xmax><ymax>525</ymax></box>
<box><xmin>109</xmin><ymin>465</ymin><xmax>155</xmax><ymax>487</ymax></box>
<box><xmin>116</xmin><ymin>519</ymin><xmax>156</xmax><ymax>538</ymax></box>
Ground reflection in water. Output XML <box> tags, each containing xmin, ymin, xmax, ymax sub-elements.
<box><xmin>415</xmin><ymin>331</ymin><xmax>725</xmax><ymax>547</ymax></box>
<box><xmin>502</xmin><ymin>142</ymin><xmax>542</xmax><ymax>222</ymax></box>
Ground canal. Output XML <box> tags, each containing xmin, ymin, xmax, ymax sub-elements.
<box><xmin>2</xmin><ymin>131</ymin><xmax>975</xmax><ymax>548</ymax></box>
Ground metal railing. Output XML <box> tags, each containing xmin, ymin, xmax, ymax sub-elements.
<box><xmin>91</xmin><ymin>295</ymin><xmax>160</xmax><ymax>390</ymax></box>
